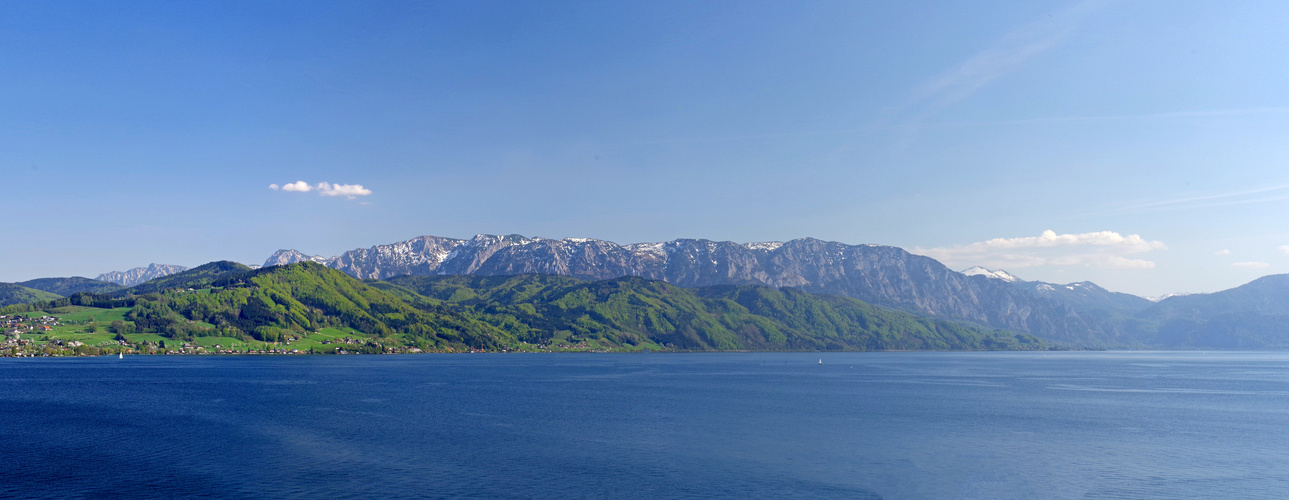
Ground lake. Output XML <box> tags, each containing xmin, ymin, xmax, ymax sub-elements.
<box><xmin>3</xmin><ymin>352</ymin><xmax>1288</xmax><ymax>499</ymax></box>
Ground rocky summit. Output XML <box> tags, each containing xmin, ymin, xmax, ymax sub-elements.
<box><xmin>95</xmin><ymin>263</ymin><xmax>189</xmax><ymax>287</ymax></box>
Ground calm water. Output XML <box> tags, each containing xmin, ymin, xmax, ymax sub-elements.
<box><xmin>3</xmin><ymin>352</ymin><xmax>1289</xmax><ymax>499</ymax></box>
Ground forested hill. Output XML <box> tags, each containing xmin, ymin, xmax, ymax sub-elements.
<box><xmin>17</xmin><ymin>277</ymin><xmax>123</xmax><ymax>296</ymax></box>
<box><xmin>378</xmin><ymin>274</ymin><xmax>1046</xmax><ymax>351</ymax></box>
<box><xmin>123</xmin><ymin>261</ymin><xmax>509</xmax><ymax>348</ymax></box>
<box><xmin>117</xmin><ymin>261</ymin><xmax>253</xmax><ymax>295</ymax></box>
<box><xmin>4</xmin><ymin>262</ymin><xmax>1044</xmax><ymax>353</ymax></box>
<box><xmin>0</xmin><ymin>283</ymin><xmax>62</xmax><ymax>307</ymax></box>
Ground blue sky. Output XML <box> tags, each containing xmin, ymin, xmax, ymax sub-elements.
<box><xmin>3</xmin><ymin>0</ymin><xmax>1288</xmax><ymax>297</ymax></box>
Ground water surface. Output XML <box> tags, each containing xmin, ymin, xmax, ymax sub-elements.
<box><xmin>3</xmin><ymin>352</ymin><xmax>1288</xmax><ymax>499</ymax></box>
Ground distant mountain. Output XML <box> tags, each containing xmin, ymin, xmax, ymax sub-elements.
<box><xmin>1147</xmin><ymin>292</ymin><xmax>1193</xmax><ymax>303</ymax></box>
<box><xmin>267</xmin><ymin>234</ymin><xmax>1138</xmax><ymax>345</ymax></box>
<box><xmin>1018</xmin><ymin>280</ymin><xmax>1154</xmax><ymax>317</ymax></box>
<box><xmin>0</xmin><ymin>283</ymin><xmax>62</xmax><ymax>307</ymax></box>
<box><xmin>262</xmin><ymin>249</ymin><xmax>328</xmax><ymax>267</ymax></box>
<box><xmin>963</xmin><ymin>266</ymin><xmax>1153</xmax><ymax>318</ymax></box>
<box><xmin>17</xmin><ymin>277</ymin><xmax>123</xmax><ymax>296</ymax></box>
<box><xmin>1136</xmin><ymin>274</ymin><xmax>1289</xmax><ymax>348</ymax></box>
<box><xmin>96</xmin><ymin>264</ymin><xmax>189</xmax><ymax>287</ymax></box>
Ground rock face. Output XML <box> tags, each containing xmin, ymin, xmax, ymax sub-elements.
<box><xmin>266</xmin><ymin>234</ymin><xmax>1142</xmax><ymax>345</ymax></box>
<box><xmin>96</xmin><ymin>264</ymin><xmax>189</xmax><ymax>287</ymax></box>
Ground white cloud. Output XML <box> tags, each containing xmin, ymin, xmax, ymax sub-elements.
<box><xmin>281</xmin><ymin>181</ymin><xmax>313</xmax><ymax>192</ymax></box>
<box><xmin>1279</xmin><ymin>245</ymin><xmax>1289</xmax><ymax>255</ymax></box>
<box><xmin>914</xmin><ymin>230</ymin><xmax>1165</xmax><ymax>270</ymax></box>
<box><xmin>1232</xmin><ymin>261</ymin><xmax>1271</xmax><ymax>269</ymax></box>
<box><xmin>270</xmin><ymin>180</ymin><xmax>372</xmax><ymax>199</ymax></box>
<box><xmin>1215</xmin><ymin>249</ymin><xmax>1231</xmax><ymax>256</ymax></box>
<box><xmin>316</xmin><ymin>182</ymin><xmax>372</xmax><ymax>199</ymax></box>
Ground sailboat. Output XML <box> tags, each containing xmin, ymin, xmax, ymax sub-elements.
<box><xmin>118</xmin><ymin>352</ymin><xmax>123</xmax><ymax>359</ymax></box>
<box><xmin>818</xmin><ymin>358</ymin><xmax>822</xmax><ymax>365</ymax></box>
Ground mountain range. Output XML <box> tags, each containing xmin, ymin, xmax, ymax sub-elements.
<box><xmin>96</xmin><ymin>264</ymin><xmax>189</xmax><ymax>286</ymax></box>
<box><xmin>264</xmin><ymin>235</ymin><xmax>1135</xmax><ymax>345</ymax></box>
<box><xmin>5</xmin><ymin>232</ymin><xmax>1288</xmax><ymax>349</ymax></box>
<box><xmin>5</xmin><ymin>261</ymin><xmax>1039</xmax><ymax>353</ymax></box>
<box><xmin>256</xmin><ymin>233</ymin><xmax>1289</xmax><ymax>348</ymax></box>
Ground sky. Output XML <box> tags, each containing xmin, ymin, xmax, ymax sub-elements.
<box><xmin>3</xmin><ymin>0</ymin><xmax>1288</xmax><ymax>297</ymax></box>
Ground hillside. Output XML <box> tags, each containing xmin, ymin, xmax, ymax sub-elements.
<box><xmin>1135</xmin><ymin>274</ymin><xmax>1289</xmax><ymax>348</ymax></box>
<box><xmin>0</xmin><ymin>283</ymin><xmax>62</xmax><ymax>306</ymax></box>
<box><xmin>118</xmin><ymin>261</ymin><xmax>254</xmax><ymax>295</ymax></box>
<box><xmin>18</xmin><ymin>277</ymin><xmax>124</xmax><ymax>296</ymax></box>
<box><xmin>121</xmin><ymin>262</ymin><xmax>511</xmax><ymax>349</ymax></box>
<box><xmin>380</xmin><ymin>274</ymin><xmax>1046</xmax><ymax>351</ymax></box>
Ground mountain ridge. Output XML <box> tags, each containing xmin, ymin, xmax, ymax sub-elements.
<box><xmin>264</xmin><ymin>234</ymin><xmax>1137</xmax><ymax>345</ymax></box>
<box><xmin>96</xmin><ymin>264</ymin><xmax>189</xmax><ymax>286</ymax></box>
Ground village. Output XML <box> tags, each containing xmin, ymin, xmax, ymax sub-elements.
<box><xmin>1</xmin><ymin>314</ymin><xmax>54</xmax><ymax>354</ymax></box>
<box><xmin>0</xmin><ymin>317</ymin><xmax>443</xmax><ymax>357</ymax></box>
<box><xmin>2</xmin><ymin>313</ymin><xmax>59</xmax><ymax>336</ymax></box>
<box><xmin>1</xmin><ymin>313</ymin><xmax>607</xmax><ymax>357</ymax></box>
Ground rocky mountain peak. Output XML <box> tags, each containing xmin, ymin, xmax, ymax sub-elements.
<box><xmin>95</xmin><ymin>263</ymin><xmax>189</xmax><ymax>287</ymax></box>
<box><xmin>263</xmin><ymin>249</ymin><xmax>328</xmax><ymax>268</ymax></box>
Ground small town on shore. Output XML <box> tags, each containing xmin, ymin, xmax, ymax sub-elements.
<box><xmin>1</xmin><ymin>313</ymin><xmax>617</xmax><ymax>357</ymax></box>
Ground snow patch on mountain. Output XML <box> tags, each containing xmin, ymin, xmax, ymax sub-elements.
<box><xmin>625</xmin><ymin>242</ymin><xmax>668</xmax><ymax>259</ymax></box>
<box><xmin>1147</xmin><ymin>292</ymin><xmax>1193</xmax><ymax>302</ymax></box>
<box><xmin>961</xmin><ymin>266</ymin><xmax>1022</xmax><ymax>282</ymax></box>
<box><xmin>744</xmin><ymin>242</ymin><xmax>784</xmax><ymax>251</ymax></box>
<box><xmin>262</xmin><ymin>249</ymin><xmax>329</xmax><ymax>267</ymax></box>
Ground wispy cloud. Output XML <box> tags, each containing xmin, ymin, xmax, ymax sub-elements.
<box><xmin>1108</xmin><ymin>184</ymin><xmax>1289</xmax><ymax>214</ymax></box>
<box><xmin>1215</xmin><ymin>249</ymin><xmax>1231</xmax><ymax>256</ymax></box>
<box><xmin>1279</xmin><ymin>245</ymin><xmax>1289</xmax><ymax>255</ymax></box>
<box><xmin>914</xmin><ymin>229</ymin><xmax>1165</xmax><ymax>270</ymax></box>
<box><xmin>270</xmin><ymin>181</ymin><xmax>372</xmax><ymax>200</ymax></box>
<box><xmin>976</xmin><ymin>106</ymin><xmax>1289</xmax><ymax>127</ymax></box>
<box><xmin>1232</xmin><ymin>261</ymin><xmax>1271</xmax><ymax>269</ymax></box>
<box><xmin>886</xmin><ymin>0</ymin><xmax>1105</xmax><ymax>140</ymax></box>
